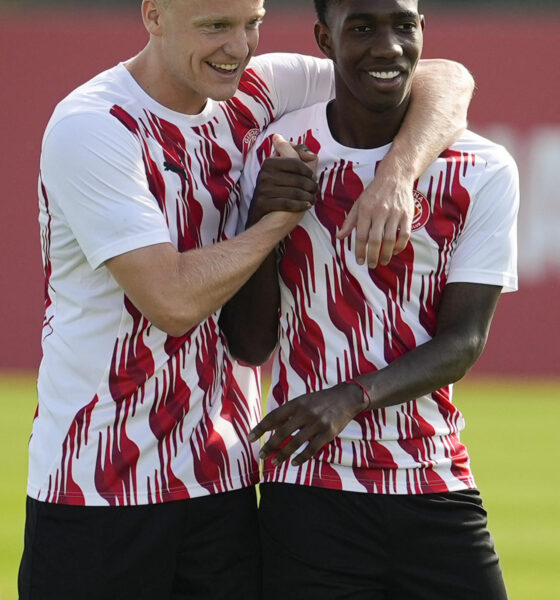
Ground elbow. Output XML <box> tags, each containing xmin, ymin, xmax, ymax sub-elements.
<box><xmin>145</xmin><ymin>299</ymin><xmax>203</xmax><ymax>338</ymax></box>
<box><xmin>220</xmin><ymin>306</ymin><xmax>279</xmax><ymax>366</ymax></box>
<box><xmin>436</xmin><ymin>59</ymin><xmax>475</xmax><ymax>98</ymax></box>
<box><xmin>454</xmin><ymin>60</ymin><xmax>475</xmax><ymax>98</ymax></box>
<box><xmin>155</xmin><ymin>319</ymin><xmax>196</xmax><ymax>338</ymax></box>
<box><xmin>149</xmin><ymin>315</ymin><xmax>197</xmax><ymax>338</ymax></box>
<box><xmin>449</xmin><ymin>332</ymin><xmax>488</xmax><ymax>382</ymax></box>
<box><xmin>444</xmin><ymin>61</ymin><xmax>474</xmax><ymax>136</ymax></box>
<box><xmin>451</xmin><ymin>62</ymin><xmax>475</xmax><ymax>131</ymax></box>
<box><xmin>227</xmin><ymin>338</ymin><xmax>277</xmax><ymax>367</ymax></box>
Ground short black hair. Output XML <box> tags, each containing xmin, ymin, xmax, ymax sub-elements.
<box><xmin>314</xmin><ymin>0</ymin><xmax>421</xmax><ymax>25</ymax></box>
<box><xmin>313</xmin><ymin>0</ymin><xmax>340</xmax><ymax>25</ymax></box>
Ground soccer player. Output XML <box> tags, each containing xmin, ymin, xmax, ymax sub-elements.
<box><xmin>19</xmin><ymin>0</ymin><xmax>475</xmax><ymax>598</ymax></box>
<box><xmin>231</xmin><ymin>0</ymin><xmax>519</xmax><ymax>598</ymax></box>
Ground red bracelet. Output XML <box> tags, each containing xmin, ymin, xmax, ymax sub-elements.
<box><xmin>346</xmin><ymin>379</ymin><xmax>373</xmax><ymax>410</ymax></box>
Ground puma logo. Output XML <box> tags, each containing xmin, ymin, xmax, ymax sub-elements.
<box><xmin>164</xmin><ymin>161</ymin><xmax>187</xmax><ymax>179</ymax></box>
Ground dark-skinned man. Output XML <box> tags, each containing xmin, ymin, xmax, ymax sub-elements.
<box><xmin>223</xmin><ymin>0</ymin><xmax>518</xmax><ymax>598</ymax></box>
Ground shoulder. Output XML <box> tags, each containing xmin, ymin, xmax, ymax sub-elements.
<box><xmin>242</xmin><ymin>53</ymin><xmax>332</xmax><ymax>96</ymax></box>
<box><xmin>425</xmin><ymin>130</ymin><xmax>518</xmax><ymax>198</ymax></box>
<box><xmin>265</xmin><ymin>101</ymin><xmax>326</xmax><ymax>133</ymax></box>
<box><xmin>50</xmin><ymin>64</ymin><xmax>130</xmax><ymax>118</ymax></box>
<box><xmin>248</xmin><ymin>102</ymin><xmax>327</xmax><ymax>159</ymax></box>
<box><xmin>43</xmin><ymin>65</ymin><xmax>141</xmax><ymax>155</ymax></box>
<box><xmin>247</xmin><ymin>53</ymin><xmax>332</xmax><ymax>78</ymax></box>
<box><xmin>447</xmin><ymin>130</ymin><xmax>518</xmax><ymax>177</ymax></box>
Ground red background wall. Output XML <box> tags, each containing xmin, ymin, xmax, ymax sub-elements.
<box><xmin>1</xmin><ymin>7</ymin><xmax>558</xmax><ymax>375</ymax></box>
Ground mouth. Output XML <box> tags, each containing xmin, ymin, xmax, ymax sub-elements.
<box><xmin>368</xmin><ymin>70</ymin><xmax>401</xmax><ymax>80</ymax></box>
<box><xmin>208</xmin><ymin>62</ymin><xmax>241</xmax><ymax>76</ymax></box>
<box><xmin>366</xmin><ymin>68</ymin><xmax>407</xmax><ymax>91</ymax></box>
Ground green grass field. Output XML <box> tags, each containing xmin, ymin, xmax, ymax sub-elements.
<box><xmin>1</xmin><ymin>374</ymin><xmax>558</xmax><ymax>599</ymax></box>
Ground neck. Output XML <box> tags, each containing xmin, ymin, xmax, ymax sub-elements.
<box><xmin>327</xmin><ymin>93</ymin><xmax>410</xmax><ymax>150</ymax></box>
<box><xmin>125</xmin><ymin>44</ymin><xmax>208</xmax><ymax>115</ymax></box>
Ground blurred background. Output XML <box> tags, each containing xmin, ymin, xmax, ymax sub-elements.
<box><xmin>0</xmin><ymin>1</ymin><xmax>559</xmax><ymax>599</ymax></box>
<box><xmin>1</xmin><ymin>0</ymin><xmax>560</xmax><ymax>375</ymax></box>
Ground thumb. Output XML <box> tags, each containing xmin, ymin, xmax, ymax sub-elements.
<box><xmin>272</xmin><ymin>133</ymin><xmax>300</xmax><ymax>159</ymax></box>
<box><xmin>294</xmin><ymin>144</ymin><xmax>318</xmax><ymax>176</ymax></box>
<box><xmin>294</xmin><ymin>144</ymin><xmax>317</xmax><ymax>164</ymax></box>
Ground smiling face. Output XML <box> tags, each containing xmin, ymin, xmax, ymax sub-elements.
<box><xmin>140</xmin><ymin>0</ymin><xmax>265</xmax><ymax>113</ymax></box>
<box><xmin>316</xmin><ymin>0</ymin><xmax>424</xmax><ymax>117</ymax></box>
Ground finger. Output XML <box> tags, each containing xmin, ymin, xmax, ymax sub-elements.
<box><xmin>364</xmin><ymin>220</ymin><xmax>384</xmax><ymax>269</ymax></box>
<box><xmin>272</xmin><ymin>134</ymin><xmax>300</xmax><ymax>160</ymax></box>
<box><xmin>256</xmin><ymin>185</ymin><xmax>316</xmax><ymax>216</ymax></box>
<box><xmin>376</xmin><ymin>217</ymin><xmax>399</xmax><ymax>266</ymax></box>
<box><xmin>250</xmin><ymin>198</ymin><xmax>313</xmax><ymax>220</ymax></box>
<box><xmin>293</xmin><ymin>144</ymin><xmax>318</xmax><ymax>164</ymax></box>
<box><xmin>393</xmin><ymin>216</ymin><xmax>412</xmax><ymax>255</ymax></box>
<box><xmin>260</xmin><ymin>422</ymin><xmax>302</xmax><ymax>460</ymax></box>
<box><xmin>336</xmin><ymin>203</ymin><xmax>358</xmax><ymax>240</ymax></box>
<box><xmin>259</xmin><ymin>170</ymin><xmax>318</xmax><ymax>194</ymax></box>
<box><xmin>260</xmin><ymin>197</ymin><xmax>314</xmax><ymax>213</ymax></box>
<box><xmin>260</xmin><ymin>157</ymin><xmax>316</xmax><ymax>179</ymax></box>
<box><xmin>248</xmin><ymin>404</ymin><xmax>294</xmax><ymax>442</ymax></box>
<box><xmin>293</xmin><ymin>144</ymin><xmax>318</xmax><ymax>176</ymax></box>
<box><xmin>270</xmin><ymin>426</ymin><xmax>316</xmax><ymax>466</ymax></box>
<box><xmin>355</xmin><ymin>215</ymin><xmax>376</xmax><ymax>267</ymax></box>
<box><xmin>291</xmin><ymin>434</ymin><xmax>331</xmax><ymax>467</ymax></box>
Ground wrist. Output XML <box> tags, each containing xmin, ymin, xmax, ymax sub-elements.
<box><xmin>379</xmin><ymin>137</ymin><xmax>423</xmax><ymax>179</ymax></box>
<box><xmin>259</xmin><ymin>210</ymin><xmax>301</xmax><ymax>238</ymax></box>
<box><xmin>345</xmin><ymin>378</ymin><xmax>373</xmax><ymax>412</ymax></box>
<box><xmin>246</xmin><ymin>201</ymin><xmax>265</xmax><ymax>227</ymax></box>
<box><xmin>377</xmin><ymin>157</ymin><xmax>416</xmax><ymax>187</ymax></box>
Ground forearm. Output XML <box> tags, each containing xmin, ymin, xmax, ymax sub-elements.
<box><xmin>108</xmin><ymin>211</ymin><xmax>299</xmax><ymax>337</ymax></box>
<box><xmin>253</xmin><ymin>332</ymin><xmax>485</xmax><ymax>467</ymax></box>
<box><xmin>382</xmin><ymin>59</ymin><xmax>474</xmax><ymax>180</ymax></box>
<box><xmin>355</xmin><ymin>331</ymin><xmax>484</xmax><ymax>411</ymax></box>
<box><xmin>219</xmin><ymin>137</ymin><xmax>317</xmax><ymax>361</ymax></box>
<box><xmin>220</xmin><ymin>250</ymin><xmax>281</xmax><ymax>365</ymax></box>
<box><xmin>253</xmin><ymin>283</ymin><xmax>502</xmax><ymax>465</ymax></box>
<box><xmin>355</xmin><ymin>282</ymin><xmax>500</xmax><ymax>410</ymax></box>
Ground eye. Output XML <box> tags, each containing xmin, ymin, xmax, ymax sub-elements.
<box><xmin>352</xmin><ymin>25</ymin><xmax>373</xmax><ymax>33</ymax></box>
<box><xmin>207</xmin><ymin>22</ymin><xmax>227</xmax><ymax>32</ymax></box>
<box><xmin>396</xmin><ymin>22</ymin><xmax>418</xmax><ymax>32</ymax></box>
<box><xmin>247</xmin><ymin>17</ymin><xmax>264</xmax><ymax>30</ymax></box>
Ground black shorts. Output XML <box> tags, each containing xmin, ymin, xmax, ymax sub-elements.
<box><xmin>19</xmin><ymin>487</ymin><xmax>260</xmax><ymax>600</ymax></box>
<box><xmin>259</xmin><ymin>483</ymin><xmax>508</xmax><ymax>600</ymax></box>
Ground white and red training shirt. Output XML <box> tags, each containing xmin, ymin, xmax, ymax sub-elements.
<box><xmin>32</xmin><ymin>54</ymin><xmax>335</xmax><ymax>506</ymax></box>
<box><xmin>241</xmin><ymin>101</ymin><xmax>519</xmax><ymax>495</ymax></box>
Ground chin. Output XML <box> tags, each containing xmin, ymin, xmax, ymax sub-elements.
<box><xmin>207</xmin><ymin>84</ymin><xmax>240</xmax><ymax>102</ymax></box>
<box><xmin>367</xmin><ymin>95</ymin><xmax>408</xmax><ymax>114</ymax></box>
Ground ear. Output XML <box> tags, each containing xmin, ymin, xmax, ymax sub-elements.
<box><xmin>142</xmin><ymin>0</ymin><xmax>164</xmax><ymax>37</ymax></box>
<box><xmin>314</xmin><ymin>21</ymin><xmax>335</xmax><ymax>61</ymax></box>
<box><xmin>420</xmin><ymin>15</ymin><xmax>425</xmax><ymax>31</ymax></box>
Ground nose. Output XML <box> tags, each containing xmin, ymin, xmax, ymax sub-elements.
<box><xmin>371</xmin><ymin>27</ymin><xmax>404</xmax><ymax>60</ymax></box>
<box><xmin>223</xmin><ymin>27</ymin><xmax>251</xmax><ymax>59</ymax></box>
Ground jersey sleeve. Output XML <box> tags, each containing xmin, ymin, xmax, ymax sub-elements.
<box><xmin>40</xmin><ymin>112</ymin><xmax>172</xmax><ymax>270</ymax></box>
<box><xmin>250</xmin><ymin>53</ymin><xmax>334</xmax><ymax>119</ymax></box>
<box><xmin>447</xmin><ymin>149</ymin><xmax>519</xmax><ymax>292</ymax></box>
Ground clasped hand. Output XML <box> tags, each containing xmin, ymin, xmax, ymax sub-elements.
<box><xmin>247</xmin><ymin>134</ymin><xmax>318</xmax><ymax>226</ymax></box>
<box><xmin>249</xmin><ymin>135</ymin><xmax>414</xmax><ymax>268</ymax></box>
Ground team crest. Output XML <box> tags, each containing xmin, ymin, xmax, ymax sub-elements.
<box><xmin>243</xmin><ymin>128</ymin><xmax>260</xmax><ymax>153</ymax></box>
<box><xmin>412</xmin><ymin>190</ymin><xmax>430</xmax><ymax>231</ymax></box>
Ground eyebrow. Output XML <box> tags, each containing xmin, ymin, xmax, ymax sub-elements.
<box><xmin>345</xmin><ymin>10</ymin><xmax>419</xmax><ymax>21</ymax></box>
<box><xmin>192</xmin><ymin>9</ymin><xmax>266</xmax><ymax>27</ymax></box>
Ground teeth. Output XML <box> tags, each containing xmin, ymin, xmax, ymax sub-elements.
<box><xmin>210</xmin><ymin>63</ymin><xmax>239</xmax><ymax>71</ymax></box>
<box><xmin>369</xmin><ymin>70</ymin><xmax>400</xmax><ymax>79</ymax></box>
